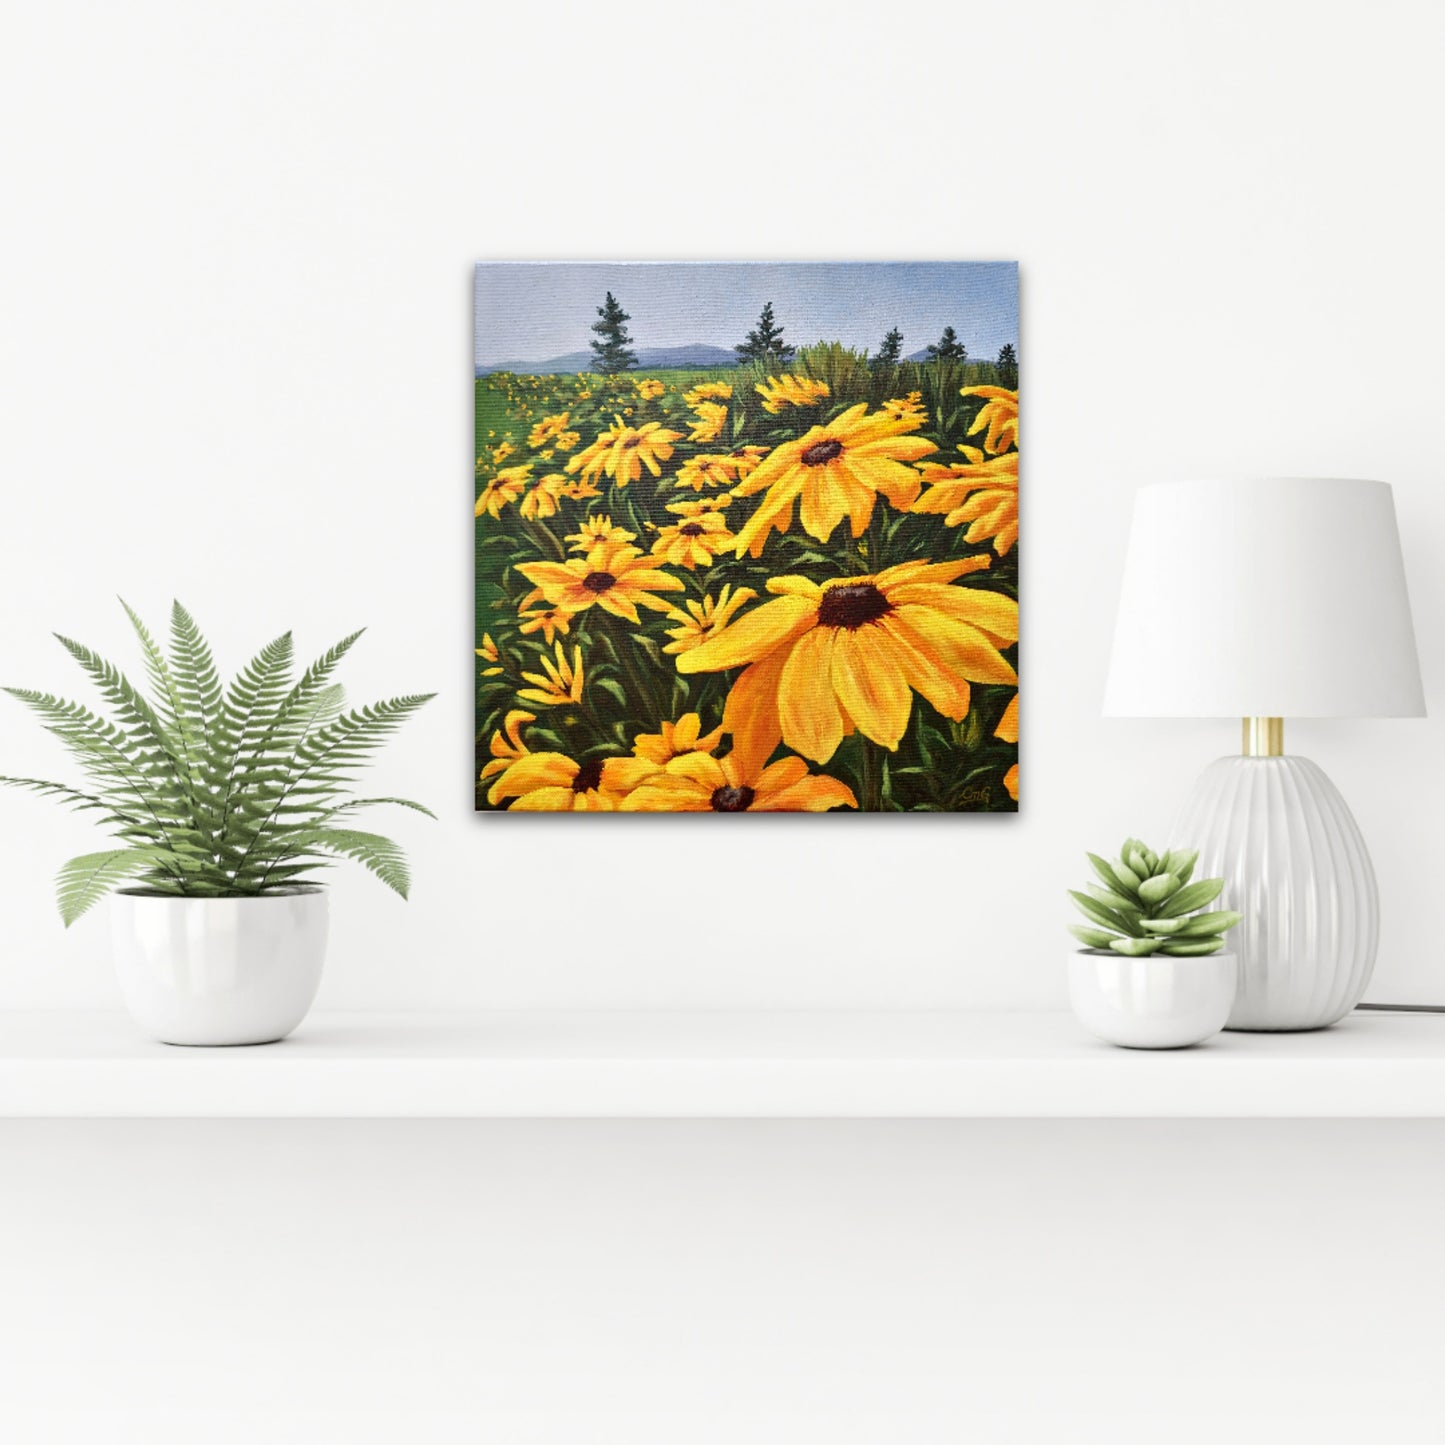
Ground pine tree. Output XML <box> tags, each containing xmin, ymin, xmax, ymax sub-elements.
<box><xmin>996</xmin><ymin>343</ymin><xmax>1019</xmax><ymax>388</ymax></box>
<box><xmin>590</xmin><ymin>292</ymin><xmax>638</xmax><ymax>374</ymax></box>
<box><xmin>874</xmin><ymin>327</ymin><xmax>904</xmax><ymax>368</ymax></box>
<box><xmin>926</xmin><ymin>326</ymin><xmax>967</xmax><ymax>362</ymax></box>
<box><xmin>735</xmin><ymin>301</ymin><xmax>794</xmax><ymax>366</ymax></box>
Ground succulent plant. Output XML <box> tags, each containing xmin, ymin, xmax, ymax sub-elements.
<box><xmin>1068</xmin><ymin>838</ymin><xmax>1242</xmax><ymax>957</ymax></box>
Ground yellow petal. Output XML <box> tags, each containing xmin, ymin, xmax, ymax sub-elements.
<box><xmin>778</xmin><ymin>627</ymin><xmax>845</xmax><ymax>764</ymax></box>
<box><xmin>832</xmin><ymin>627</ymin><xmax>913</xmax><ymax>750</ymax></box>
<box><xmin>677</xmin><ymin>596</ymin><xmax>817</xmax><ymax>674</ymax></box>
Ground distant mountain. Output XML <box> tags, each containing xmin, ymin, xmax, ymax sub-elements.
<box><xmin>476</xmin><ymin>343</ymin><xmax>739</xmax><ymax>377</ymax></box>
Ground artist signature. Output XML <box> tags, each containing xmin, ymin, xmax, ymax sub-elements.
<box><xmin>958</xmin><ymin>785</ymin><xmax>992</xmax><ymax>807</ymax></box>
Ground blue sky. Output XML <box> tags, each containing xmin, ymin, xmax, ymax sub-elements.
<box><xmin>474</xmin><ymin>262</ymin><xmax>1018</xmax><ymax>369</ymax></box>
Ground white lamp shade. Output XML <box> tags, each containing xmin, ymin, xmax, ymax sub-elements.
<box><xmin>1104</xmin><ymin>478</ymin><xmax>1425</xmax><ymax>718</ymax></box>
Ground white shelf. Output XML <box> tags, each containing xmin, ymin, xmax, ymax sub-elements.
<box><xmin>1</xmin><ymin>1009</ymin><xmax>1443</xmax><ymax>1118</ymax></box>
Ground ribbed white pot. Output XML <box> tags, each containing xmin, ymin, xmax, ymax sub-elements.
<box><xmin>1068</xmin><ymin>950</ymin><xmax>1237</xmax><ymax>1049</ymax></box>
<box><xmin>1171</xmin><ymin>756</ymin><xmax>1378</xmax><ymax>1032</ymax></box>
<box><xmin>110</xmin><ymin>889</ymin><xmax>329</xmax><ymax>1046</ymax></box>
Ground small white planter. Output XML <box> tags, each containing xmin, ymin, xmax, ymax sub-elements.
<box><xmin>1068</xmin><ymin>950</ymin><xmax>1238</xmax><ymax>1050</ymax></box>
<box><xmin>110</xmin><ymin>889</ymin><xmax>329</xmax><ymax>1046</ymax></box>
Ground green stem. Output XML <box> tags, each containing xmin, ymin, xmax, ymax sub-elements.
<box><xmin>521</xmin><ymin>517</ymin><xmax>566</xmax><ymax>562</ymax></box>
<box><xmin>603</xmin><ymin>613</ymin><xmax>664</xmax><ymax>727</ymax></box>
<box><xmin>860</xmin><ymin>737</ymin><xmax>883</xmax><ymax>812</ymax></box>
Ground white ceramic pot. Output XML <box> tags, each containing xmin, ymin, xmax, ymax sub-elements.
<box><xmin>110</xmin><ymin>889</ymin><xmax>329</xmax><ymax>1046</ymax></box>
<box><xmin>1068</xmin><ymin>950</ymin><xmax>1238</xmax><ymax>1050</ymax></box>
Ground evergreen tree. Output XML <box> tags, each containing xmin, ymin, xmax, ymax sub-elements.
<box><xmin>926</xmin><ymin>326</ymin><xmax>968</xmax><ymax>362</ymax></box>
<box><xmin>996</xmin><ymin>343</ymin><xmax>1019</xmax><ymax>388</ymax></box>
<box><xmin>735</xmin><ymin>301</ymin><xmax>794</xmax><ymax>366</ymax></box>
<box><xmin>589</xmin><ymin>292</ymin><xmax>638</xmax><ymax>374</ymax></box>
<box><xmin>874</xmin><ymin>327</ymin><xmax>904</xmax><ymax>367</ymax></box>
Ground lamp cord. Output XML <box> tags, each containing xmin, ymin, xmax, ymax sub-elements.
<box><xmin>1355</xmin><ymin>1003</ymin><xmax>1445</xmax><ymax>1014</ymax></box>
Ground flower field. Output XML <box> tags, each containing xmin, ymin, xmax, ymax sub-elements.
<box><xmin>475</xmin><ymin>349</ymin><xmax>1019</xmax><ymax>812</ymax></box>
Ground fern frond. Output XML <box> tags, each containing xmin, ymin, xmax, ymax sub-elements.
<box><xmin>280</xmin><ymin>827</ymin><xmax>413</xmax><ymax>898</ymax></box>
<box><xmin>0</xmin><ymin>775</ymin><xmax>128</xmax><ymax>818</ymax></box>
<box><xmin>119</xmin><ymin>598</ymin><xmax>189</xmax><ymax>745</ymax></box>
<box><xmin>230</xmin><ymin>693</ymin><xmax>433</xmax><ymax>889</ymax></box>
<box><xmin>56</xmin><ymin>848</ymin><xmax>165</xmax><ymax>927</ymax></box>
<box><xmin>170</xmin><ymin>601</ymin><xmax>225</xmax><ymax>759</ymax></box>
<box><xmin>218</xmin><ymin>629</ymin><xmax>294</xmax><ymax>827</ymax></box>
<box><xmin>322</xmin><ymin>796</ymin><xmax>438</xmax><ymax>821</ymax></box>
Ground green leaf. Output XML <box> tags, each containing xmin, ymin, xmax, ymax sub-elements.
<box><xmin>1137</xmin><ymin>873</ymin><xmax>1181</xmax><ymax>906</ymax></box>
<box><xmin>280</xmin><ymin>827</ymin><xmax>413</xmax><ymax>899</ymax></box>
<box><xmin>1155</xmin><ymin>878</ymin><xmax>1226</xmax><ymax>918</ymax></box>
<box><xmin>1109</xmin><ymin>936</ymin><xmax>1163</xmax><ymax>957</ymax></box>
<box><xmin>1139</xmin><ymin>916</ymin><xmax>1187</xmax><ymax>935</ymax></box>
<box><xmin>1085</xmin><ymin>883</ymin><xmax>1143</xmax><ymax>916</ymax></box>
<box><xmin>1068</xmin><ymin>924</ymin><xmax>1118</xmax><ymax>950</ymax></box>
<box><xmin>323</xmin><ymin>796</ymin><xmax>438</xmax><ymax>821</ymax></box>
<box><xmin>1159</xmin><ymin>937</ymin><xmax>1227</xmax><ymax>956</ymax></box>
<box><xmin>1161</xmin><ymin>848</ymin><xmax>1198</xmax><ymax>885</ymax></box>
<box><xmin>56</xmin><ymin>849</ymin><xmax>161</xmax><ymax>927</ymax></box>
<box><xmin>1175</xmin><ymin>909</ymin><xmax>1243</xmax><ymax>937</ymax></box>
<box><xmin>1110</xmin><ymin>859</ymin><xmax>1143</xmax><ymax>896</ymax></box>
<box><xmin>1068</xmin><ymin>890</ymin><xmax>1138</xmax><ymax>937</ymax></box>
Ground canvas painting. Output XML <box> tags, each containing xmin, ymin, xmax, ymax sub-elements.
<box><xmin>475</xmin><ymin>262</ymin><xmax>1019</xmax><ymax>813</ymax></box>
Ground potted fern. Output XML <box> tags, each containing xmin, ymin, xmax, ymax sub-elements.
<box><xmin>1067</xmin><ymin>838</ymin><xmax>1242</xmax><ymax>1048</ymax></box>
<box><xmin>1</xmin><ymin>602</ymin><xmax>434</xmax><ymax>1045</ymax></box>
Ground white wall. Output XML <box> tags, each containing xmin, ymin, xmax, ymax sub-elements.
<box><xmin>1</xmin><ymin>0</ymin><xmax>1442</xmax><ymax>1010</ymax></box>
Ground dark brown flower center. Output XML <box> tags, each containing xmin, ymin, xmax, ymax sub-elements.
<box><xmin>800</xmin><ymin>438</ymin><xmax>844</xmax><ymax>467</ymax></box>
<box><xmin>710</xmin><ymin>785</ymin><xmax>756</xmax><ymax>812</ymax></box>
<box><xmin>583</xmin><ymin>571</ymin><xmax>616</xmax><ymax>593</ymax></box>
<box><xmin>572</xmin><ymin>757</ymin><xmax>605</xmax><ymax>793</ymax></box>
<box><xmin>622</xmin><ymin>436</ymin><xmax>641</xmax><ymax>450</ymax></box>
<box><xmin>817</xmin><ymin>582</ymin><xmax>892</xmax><ymax>630</ymax></box>
<box><xmin>679</xmin><ymin>523</ymin><xmax>704</xmax><ymax>537</ymax></box>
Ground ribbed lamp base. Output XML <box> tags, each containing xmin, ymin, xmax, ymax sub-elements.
<box><xmin>1170</xmin><ymin>756</ymin><xmax>1379</xmax><ymax>1032</ymax></box>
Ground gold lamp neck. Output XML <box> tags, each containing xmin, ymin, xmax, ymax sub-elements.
<box><xmin>1242</xmin><ymin>717</ymin><xmax>1285</xmax><ymax>757</ymax></box>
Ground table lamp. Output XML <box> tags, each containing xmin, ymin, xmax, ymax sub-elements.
<box><xmin>1103</xmin><ymin>478</ymin><xmax>1425</xmax><ymax>1031</ymax></box>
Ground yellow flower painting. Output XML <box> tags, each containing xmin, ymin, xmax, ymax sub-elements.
<box><xmin>475</xmin><ymin>262</ymin><xmax>1019</xmax><ymax>812</ymax></box>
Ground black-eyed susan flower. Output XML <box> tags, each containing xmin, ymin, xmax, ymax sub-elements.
<box><xmin>912</xmin><ymin>449</ymin><xmax>1018</xmax><ymax>556</ymax></box>
<box><xmin>516</xmin><ymin>538</ymin><xmax>685</xmax><ymax>625</ymax></box>
<box><xmin>676</xmin><ymin>558</ymin><xmax>1016</xmax><ymax>768</ymax></box>
<box><xmin>635</xmin><ymin>377</ymin><xmax>665</xmax><ymax>400</ymax></box>
<box><xmin>517</xmin><ymin>642</ymin><xmax>585</xmax><ymax>708</ymax></box>
<box><xmin>1003</xmin><ymin>764</ymin><xmax>1018</xmax><ymax>802</ymax></box>
<box><xmin>683</xmin><ymin>381</ymin><xmax>732</xmax><ymax>407</ymax></box>
<box><xmin>476</xmin><ymin>633</ymin><xmax>503</xmax><ymax>677</ymax></box>
<box><xmin>487</xmin><ymin>751</ymin><xmax>658</xmax><ymax>811</ymax></box>
<box><xmin>516</xmin><ymin>591</ymin><xmax>572</xmax><ymax>646</ymax></box>
<box><xmin>492</xmin><ymin>440</ymin><xmax>516</xmax><ymax>464</ymax></box>
<box><xmin>755</xmin><ymin>374</ymin><xmax>831</xmax><ymax>414</ymax></box>
<box><xmin>687</xmin><ymin>402</ymin><xmax>727</xmax><ymax>444</ymax></box>
<box><xmin>553</xmin><ymin>429</ymin><xmax>581</xmax><ymax>452</ymax></box>
<box><xmin>565</xmin><ymin>515</ymin><xmax>636</xmax><ymax>554</ymax></box>
<box><xmin>527</xmin><ymin>412</ymin><xmax>571</xmax><ymax>449</ymax></box>
<box><xmin>881</xmin><ymin>391</ymin><xmax>928</xmax><ymax>426</ymax></box>
<box><xmin>620</xmin><ymin>750</ymin><xmax>857</xmax><ymax>813</ymax></box>
<box><xmin>650</xmin><ymin>510</ymin><xmax>735</xmax><ymax>570</ymax></box>
<box><xmin>630</xmin><ymin>712</ymin><xmax>725</xmax><ymax>766</ymax></box>
<box><xmin>519</xmin><ymin>474</ymin><xmax>568</xmax><ymax>521</ymax></box>
<box><xmin>565</xmin><ymin>418</ymin><xmax>683</xmax><ymax>488</ymax></box>
<box><xmin>995</xmin><ymin>692</ymin><xmax>1018</xmax><ymax>744</ymax></box>
<box><xmin>960</xmin><ymin>385</ymin><xmax>1018</xmax><ymax>455</ymax></box>
<box><xmin>559</xmin><ymin>476</ymin><xmax>602</xmax><ymax>502</ymax></box>
<box><xmin>660</xmin><ymin>585</ymin><xmax>757</xmax><ymax>657</ymax></box>
<box><xmin>674</xmin><ymin>455</ymin><xmax>738</xmax><ymax>492</ymax></box>
<box><xmin>475</xmin><ymin>464</ymin><xmax>533</xmax><ymax>519</ymax></box>
<box><xmin>479</xmin><ymin>709</ymin><xmax>535</xmax><ymax>784</ymax></box>
<box><xmin>731</xmin><ymin>404</ymin><xmax>937</xmax><ymax>557</ymax></box>
<box><xmin>665</xmin><ymin>494</ymin><xmax>732</xmax><ymax>518</ymax></box>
